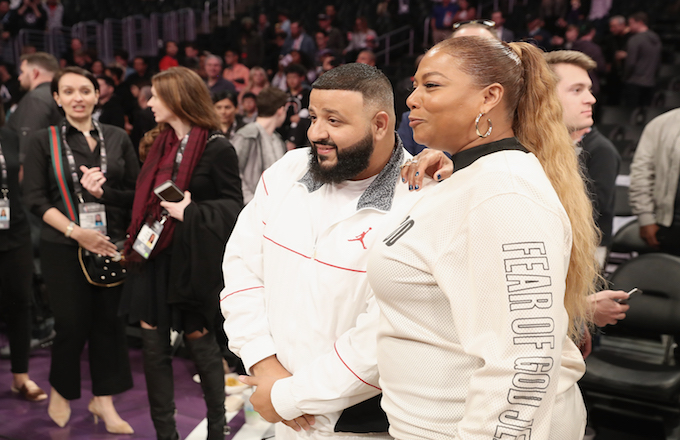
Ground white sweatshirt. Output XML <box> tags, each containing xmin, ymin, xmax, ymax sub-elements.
<box><xmin>368</xmin><ymin>146</ymin><xmax>587</xmax><ymax>440</ymax></box>
<box><xmin>221</xmin><ymin>145</ymin><xmax>429</xmax><ymax>439</ymax></box>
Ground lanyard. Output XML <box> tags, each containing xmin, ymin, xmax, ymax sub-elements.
<box><xmin>0</xmin><ymin>141</ymin><xmax>7</xmax><ymax>199</ymax></box>
<box><xmin>60</xmin><ymin>120</ymin><xmax>107</xmax><ymax>203</ymax></box>
<box><xmin>158</xmin><ymin>132</ymin><xmax>189</xmax><ymax>223</ymax></box>
<box><xmin>171</xmin><ymin>133</ymin><xmax>189</xmax><ymax>182</ymax></box>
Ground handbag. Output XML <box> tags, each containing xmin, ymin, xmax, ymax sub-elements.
<box><xmin>77</xmin><ymin>241</ymin><xmax>127</xmax><ymax>288</ymax></box>
<box><xmin>48</xmin><ymin>125</ymin><xmax>127</xmax><ymax>288</ymax></box>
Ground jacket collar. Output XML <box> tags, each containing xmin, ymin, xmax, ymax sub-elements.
<box><xmin>299</xmin><ymin>133</ymin><xmax>405</xmax><ymax>212</ymax></box>
<box><xmin>451</xmin><ymin>137</ymin><xmax>528</xmax><ymax>174</ymax></box>
<box><xmin>62</xmin><ymin>118</ymin><xmax>101</xmax><ymax>137</ymax></box>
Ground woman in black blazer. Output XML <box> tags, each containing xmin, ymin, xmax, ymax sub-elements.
<box><xmin>23</xmin><ymin>67</ymin><xmax>139</xmax><ymax>433</ymax></box>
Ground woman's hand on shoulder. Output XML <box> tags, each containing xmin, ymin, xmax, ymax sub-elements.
<box><xmin>71</xmin><ymin>227</ymin><xmax>118</xmax><ymax>256</ymax></box>
<box><xmin>79</xmin><ymin>165</ymin><xmax>106</xmax><ymax>198</ymax></box>
<box><xmin>400</xmin><ymin>149</ymin><xmax>453</xmax><ymax>191</ymax></box>
<box><xmin>160</xmin><ymin>191</ymin><xmax>192</xmax><ymax>222</ymax></box>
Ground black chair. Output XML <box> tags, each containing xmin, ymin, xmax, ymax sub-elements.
<box><xmin>596</xmin><ymin>123</ymin><xmax>626</xmax><ymax>142</ymax></box>
<box><xmin>614</xmin><ymin>186</ymin><xmax>633</xmax><ymax>217</ymax></box>
<box><xmin>612</xmin><ymin>139</ymin><xmax>635</xmax><ymax>160</ymax></box>
<box><xmin>624</xmin><ymin>125</ymin><xmax>644</xmax><ymax>144</ymax></box>
<box><xmin>609</xmin><ymin>219</ymin><xmax>655</xmax><ymax>255</ymax></box>
<box><xmin>580</xmin><ymin>253</ymin><xmax>680</xmax><ymax>440</ymax></box>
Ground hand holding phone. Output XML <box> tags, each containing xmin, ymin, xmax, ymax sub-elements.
<box><xmin>154</xmin><ymin>180</ymin><xmax>184</xmax><ymax>202</ymax></box>
<box><xmin>616</xmin><ymin>288</ymin><xmax>641</xmax><ymax>304</ymax></box>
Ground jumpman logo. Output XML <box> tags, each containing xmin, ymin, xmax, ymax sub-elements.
<box><xmin>348</xmin><ymin>228</ymin><xmax>372</xmax><ymax>249</ymax></box>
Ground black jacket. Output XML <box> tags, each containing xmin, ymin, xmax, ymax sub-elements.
<box><xmin>0</xmin><ymin>127</ymin><xmax>30</xmax><ymax>251</ymax></box>
<box><xmin>7</xmin><ymin>82</ymin><xmax>62</xmax><ymax>162</ymax></box>
<box><xmin>580</xmin><ymin>127</ymin><xmax>621</xmax><ymax>246</ymax></box>
<box><xmin>23</xmin><ymin>120</ymin><xmax>139</xmax><ymax>245</ymax></box>
<box><xmin>166</xmin><ymin>135</ymin><xmax>243</xmax><ymax>326</ymax></box>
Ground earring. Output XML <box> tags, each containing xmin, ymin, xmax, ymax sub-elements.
<box><xmin>475</xmin><ymin>112</ymin><xmax>492</xmax><ymax>138</ymax></box>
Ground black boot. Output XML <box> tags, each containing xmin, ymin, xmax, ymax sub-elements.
<box><xmin>185</xmin><ymin>332</ymin><xmax>227</xmax><ymax>440</ymax></box>
<box><xmin>140</xmin><ymin>328</ymin><xmax>180</xmax><ymax>440</ymax></box>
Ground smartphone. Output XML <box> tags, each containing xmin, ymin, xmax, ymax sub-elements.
<box><xmin>616</xmin><ymin>287</ymin><xmax>641</xmax><ymax>304</ymax></box>
<box><xmin>154</xmin><ymin>180</ymin><xmax>184</xmax><ymax>202</ymax></box>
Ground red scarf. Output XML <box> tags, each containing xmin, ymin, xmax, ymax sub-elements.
<box><xmin>124</xmin><ymin>126</ymin><xmax>209</xmax><ymax>262</ymax></box>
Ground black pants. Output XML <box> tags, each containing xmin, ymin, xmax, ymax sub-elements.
<box><xmin>0</xmin><ymin>240</ymin><xmax>33</xmax><ymax>374</ymax></box>
<box><xmin>40</xmin><ymin>240</ymin><xmax>133</xmax><ymax>400</ymax></box>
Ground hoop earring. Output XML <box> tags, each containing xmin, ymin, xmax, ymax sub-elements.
<box><xmin>475</xmin><ymin>112</ymin><xmax>492</xmax><ymax>138</ymax></box>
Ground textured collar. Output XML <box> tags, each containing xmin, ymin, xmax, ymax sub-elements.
<box><xmin>299</xmin><ymin>134</ymin><xmax>405</xmax><ymax>212</ymax></box>
<box><xmin>451</xmin><ymin>137</ymin><xmax>528</xmax><ymax>174</ymax></box>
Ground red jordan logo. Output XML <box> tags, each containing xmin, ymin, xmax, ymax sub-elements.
<box><xmin>348</xmin><ymin>228</ymin><xmax>372</xmax><ymax>249</ymax></box>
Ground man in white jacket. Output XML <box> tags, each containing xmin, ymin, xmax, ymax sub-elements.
<box><xmin>221</xmin><ymin>63</ymin><xmax>440</xmax><ymax>439</ymax></box>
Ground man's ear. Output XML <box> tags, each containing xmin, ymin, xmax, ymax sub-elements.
<box><xmin>372</xmin><ymin>110</ymin><xmax>390</xmax><ymax>141</ymax></box>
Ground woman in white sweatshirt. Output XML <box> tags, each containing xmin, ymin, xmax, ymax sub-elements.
<box><xmin>368</xmin><ymin>36</ymin><xmax>600</xmax><ymax>440</ymax></box>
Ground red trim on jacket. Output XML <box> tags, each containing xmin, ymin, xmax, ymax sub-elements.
<box><xmin>334</xmin><ymin>343</ymin><xmax>380</xmax><ymax>390</ymax></box>
<box><xmin>262</xmin><ymin>174</ymin><xmax>269</xmax><ymax>195</ymax></box>
<box><xmin>263</xmin><ymin>235</ymin><xmax>311</xmax><ymax>259</ymax></box>
<box><xmin>315</xmin><ymin>259</ymin><xmax>366</xmax><ymax>273</ymax></box>
<box><xmin>220</xmin><ymin>286</ymin><xmax>264</xmax><ymax>302</ymax></box>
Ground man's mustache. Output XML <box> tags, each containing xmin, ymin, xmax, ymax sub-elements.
<box><xmin>310</xmin><ymin>139</ymin><xmax>337</xmax><ymax>148</ymax></box>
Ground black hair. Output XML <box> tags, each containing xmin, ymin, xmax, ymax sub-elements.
<box><xmin>106</xmin><ymin>66</ymin><xmax>124</xmax><ymax>82</ymax></box>
<box><xmin>312</xmin><ymin>62</ymin><xmax>393</xmax><ymax>115</ymax></box>
<box><xmin>96</xmin><ymin>75</ymin><xmax>115</xmax><ymax>88</ymax></box>
<box><xmin>285</xmin><ymin>62</ymin><xmax>307</xmax><ymax>77</ymax></box>
<box><xmin>211</xmin><ymin>90</ymin><xmax>238</xmax><ymax>106</ymax></box>
<box><xmin>242</xmin><ymin>92</ymin><xmax>257</xmax><ymax>101</ymax></box>
<box><xmin>113</xmin><ymin>49</ymin><xmax>129</xmax><ymax>61</ymax></box>
<box><xmin>51</xmin><ymin>66</ymin><xmax>99</xmax><ymax>95</ymax></box>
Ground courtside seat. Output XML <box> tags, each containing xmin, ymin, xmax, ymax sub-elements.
<box><xmin>610</xmin><ymin>219</ymin><xmax>654</xmax><ymax>254</ymax></box>
<box><xmin>581</xmin><ymin>254</ymin><xmax>680</xmax><ymax>440</ymax></box>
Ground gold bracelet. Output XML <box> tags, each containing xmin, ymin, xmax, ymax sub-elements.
<box><xmin>64</xmin><ymin>221</ymin><xmax>75</xmax><ymax>238</ymax></box>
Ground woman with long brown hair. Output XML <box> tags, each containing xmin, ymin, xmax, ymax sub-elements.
<box><xmin>120</xmin><ymin>66</ymin><xmax>243</xmax><ymax>440</ymax></box>
<box><xmin>368</xmin><ymin>37</ymin><xmax>599</xmax><ymax>439</ymax></box>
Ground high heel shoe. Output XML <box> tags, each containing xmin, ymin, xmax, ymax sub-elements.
<box><xmin>47</xmin><ymin>400</ymin><xmax>71</xmax><ymax>428</ymax></box>
<box><xmin>11</xmin><ymin>380</ymin><xmax>48</xmax><ymax>402</ymax></box>
<box><xmin>88</xmin><ymin>398</ymin><xmax>134</xmax><ymax>435</ymax></box>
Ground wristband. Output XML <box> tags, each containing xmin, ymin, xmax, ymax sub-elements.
<box><xmin>65</xmin><ymin>221</ymin><xmax>75</xmax><ymax>238</ymax></box>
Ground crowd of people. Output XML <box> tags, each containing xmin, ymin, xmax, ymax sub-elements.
<box><xmin>0</xmin><ymin>1</ymin><xmax>677</xmax><ymax>440</ymax></box>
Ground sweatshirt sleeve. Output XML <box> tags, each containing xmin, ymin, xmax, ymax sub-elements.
<box><xmin>269</xmin><ymin>293</ymin><xmax>382</xmax><ymax>419</ymax></box>
<box><xmin>629</xmin><ymin>120</ymin><xmax>660</xmax><ymax>226</ymax></box>
<box><xmin>433</xmin><ymin>193</ymin><xmax>570</xmax><ymax>439</ymax></box>
<box><xmin>220</xmin><ymin>170</ymin><xmax>277</xmax><ymax>372</ymax></box>
<box><xmin>231</xmin><ymin>133</ymin><xmax>258</xmax><ymax>203</ymax></box>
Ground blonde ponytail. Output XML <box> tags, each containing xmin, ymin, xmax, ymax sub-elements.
<box><xmin>510</xmin><ymin>42</ymin><xmax>601</xmax><ymax>338</ymax></box>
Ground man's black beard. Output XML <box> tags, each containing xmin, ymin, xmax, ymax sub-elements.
<box><xmin>308</xmin><ymin>131</ymin><xmax>374</xmax><ymax>184</ymax></box>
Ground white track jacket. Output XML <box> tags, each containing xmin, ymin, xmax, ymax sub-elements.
<box><xmin>221</xmin><ymin>143</ymin><xmax>426</xmax><ymax>439</ymax></box>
